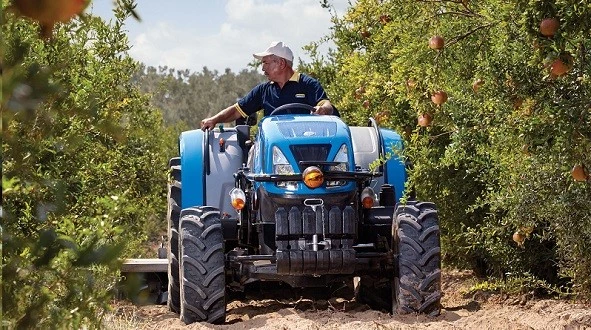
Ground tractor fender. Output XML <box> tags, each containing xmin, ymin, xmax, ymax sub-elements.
<box><xmin>380</xmin><ymin>128</ymin><xmax>406</xmax><ymax>201</ymax></box>
<box><xmin>179</xmin><ymin>127</ymin><xmax>245</xmax><ymax>215</ymax></box>
<box><xmin>180</xmin><ymin>129</ymin><xmax>205</xmax><ymax>209</ymax></box>
<box><xmin>350</xmin><ymin>126</ymin><xmax>406</xmax><ymax>201</ymax></box>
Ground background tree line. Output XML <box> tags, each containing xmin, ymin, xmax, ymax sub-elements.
<box><xmin>132</xmin><ymin>64</ymin><xmax>264</xmax><ymax>128</ymax></box>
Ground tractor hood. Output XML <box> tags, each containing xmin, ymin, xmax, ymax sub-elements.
<box><xmin>260</xmin><ymin>114</ymin><xmax>348</xmax><ymax>141</ymax></box>
<box><xmin>257</xmin><ymin>115</ymin><xmax>355</xmax><ymax>173</ymax></box>
<box><xmin>252</xmin><ymin>114</ymin><xmax>361</xmax><ymax>195</ymax></box>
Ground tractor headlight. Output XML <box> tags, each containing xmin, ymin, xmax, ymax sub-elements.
<box><xmin>273</xmin><ymin>146</ymin><xmax>297</xmax><ymax>190</ymax></box>
<box><xmin>273</xmin><ymin>146</ymin><xmax>294</xmax><ymax>174</ymax></box>
<box><xmin>327</xmin><ymin>144</ymin><xmax>349</xmax><ymax>187</ymax></box>
<box><xmin>329</xmin><ymin>144</ymin><xmax>349</xmax><ymax>171</ymax></box>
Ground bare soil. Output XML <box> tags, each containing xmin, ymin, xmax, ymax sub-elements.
<box><xmin>108</xmin><ymin>270</ymin><xmax>591</xmax><ymax>329</ymax></box>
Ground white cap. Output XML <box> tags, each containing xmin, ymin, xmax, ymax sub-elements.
<box><xmin>253</xmin><ymin>41</ymin><xmax>294</xmax><ymax>62</ymax></box>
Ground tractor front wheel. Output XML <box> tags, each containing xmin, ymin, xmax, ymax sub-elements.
<box><xmin>179</xmin><ymin>206</ymin><xmax>226</xmax><ymax>324</ymax></box>
<box><xmin>392</xmin><ymin>201</ymin><xmax>441</xmax><ymax>316</ymax></box>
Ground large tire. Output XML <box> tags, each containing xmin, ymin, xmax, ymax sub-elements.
<box><xmin>179</xmin><ymin>207</ymin><xmax>226</xmax><ymax>324</ymax></box>
<box><xmin>392</xmin><ymin>201</ymin><xmax>441</xmax><ymax>316</ymax></box>
<box><xmin>167</xmin><ymin>157</ymin><xmax>181</xmax><ymax>313</ymax></box>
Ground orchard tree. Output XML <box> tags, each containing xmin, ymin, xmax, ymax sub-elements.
<box><xmin>307</xmin><ymin>0</ymin><xmax>591</xmax><ymax>295</ymax></box>
<box><xmin>2</xmin><ymin>0</ymin><xmax>175</xmax><ymax>327</ymax></box>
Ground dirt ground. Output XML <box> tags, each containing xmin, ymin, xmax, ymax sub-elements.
<box><xmin>108</xmin><ymin>270</ymin><xmax>591</xmax><ymax>330</ymax></box>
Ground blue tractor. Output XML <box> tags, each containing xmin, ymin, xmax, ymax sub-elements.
<box><xmin>166</xmin><ymin>104</ymin><xmax>441</xmax><ymax>324</ymax></box>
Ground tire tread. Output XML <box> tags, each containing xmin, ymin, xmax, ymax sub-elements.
<box><xmin>179</xmin><ymin>207</ymin><xmax>226</xmax><ymax>325</ymax></box>
<box><xmin>393</xmin><ymin>201</ymin><xmax>442</xmax><ymax>316</ymax></box>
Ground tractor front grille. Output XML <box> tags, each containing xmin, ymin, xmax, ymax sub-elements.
<box><xmin>289</xmin><ymin>144</ymin><xmax>331</xmax><ymax>171</ymax></box>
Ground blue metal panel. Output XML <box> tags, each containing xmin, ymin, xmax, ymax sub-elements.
<box><xmin>380</xmin><ymin>129</ymin><xmax>407</xmax><ymax>201</ymax></box>
<box><xmin>179</xmin><ymin>129</ymin><xmax>205</xmax><ymax>208</ymax></box>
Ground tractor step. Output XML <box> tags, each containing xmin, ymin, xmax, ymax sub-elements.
<box><xmin>121</xmin><ymin>258</ymin><xmax>168</xmax><ymax>273</ymax></box>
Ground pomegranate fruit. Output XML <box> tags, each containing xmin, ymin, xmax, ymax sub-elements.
<box><xmin>513</xmin><ymin>232</ymin><xmax>526</xmax><ymax>246</ymax></box>
<box><xmin>431</xmin><ymin>90</ymin><xmax>448</xmax><ymax>105</ymax></box>
<box><xmin>375</xmin><ymin>111</ymin><xmax>389</xmax><ymax>124</ymax></box>
<box><xmin>540</xmin><ymin>18</ymin><xmax>559</xmax><ymax>37</ymax></box>
<box><xmin>572</xmin><ymin>164</ymin><xmax>588</xmax><ymax>182</ymax></box>
<box><xmin>418</xmin><ymin>113</ymin><xmax>433</xmax><ymax>127</ymax></box>
<box><xmin>354</xmin><ymin>87</ymin><xmax>365</xmax><ymax>100</ymax></box>
<box><xmin>429</xmin><ymin>35</ymin><xmax>445</xmax><ymax>50</ymax></box>
<box><xmin>13</xmin><ymin>0</ymin><xmax>87</xmax><ymax>24</ymax></box>
<box><xmin>550</xmin><ymin>58</ymin><xmax>569</xmax><ymax>76</ymax></box>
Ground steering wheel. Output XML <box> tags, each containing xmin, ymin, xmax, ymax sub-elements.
<box><xmin>269</xmin><ymin>103</ymin><xmax>315</xmax><ymax>116</ymax></box>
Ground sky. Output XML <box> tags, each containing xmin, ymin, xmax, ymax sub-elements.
<box><xmin>89</xmin><ymin>0</ymin><xmax>352</xmax><ymax>74</ymax></box>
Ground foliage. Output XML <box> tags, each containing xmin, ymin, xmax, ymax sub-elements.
<box><xmin>465</xmin><ymin>272</ymin><xmax>561</xmax><ymax>297</ymax></box>
<box><xmin>1</xmin><ymin>1</ymin><xmax>175</xmax><ymax>328</ymax></box>
<box><xmin>306</xmin><ymin>0</ymin><xmax>591</xmax><ymax>296</ymax></box>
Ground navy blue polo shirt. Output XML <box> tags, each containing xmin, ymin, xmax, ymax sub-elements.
<box><xmin>235</xmin><ymin>72</ymin><xmax>329</xmax><ymax>117</ymax></box>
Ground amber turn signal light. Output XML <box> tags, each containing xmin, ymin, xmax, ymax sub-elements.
<box><xmin>361</xmin><ymin>187</ymin><xmax>376</xmax><ymax>209</ymax></box>
<box><xmin>229</xmin><ymin>188</ymin><xmax>246</xmax><ymax>210</ymax></box>
<box><xmin>302</xmin><ymin>166</ymin><xmax>324</xmax><ymax>189</ymax></box>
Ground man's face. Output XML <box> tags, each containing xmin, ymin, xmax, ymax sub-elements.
<box><xmin>261</xmin><ymin>55</ymin><xmax>284</xmax><ymax>81</ymax></box>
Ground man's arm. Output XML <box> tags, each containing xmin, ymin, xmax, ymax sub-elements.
<box><xmin>201</xmin><ymin>104</ymin><xmax>243</xmax><ymax>130</ymax></box>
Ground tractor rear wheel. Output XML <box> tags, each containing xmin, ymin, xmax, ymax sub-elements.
<box><xmin>392</xmin><ymin>201</ymin><xmax>441</xmax><ymax>316</ymax></box>
<box><xmin>179</xmin><ymin>206</ymin><xmax>226</xmax><ymax>324</ymax></box>
<box><xmin>167</xmin><ymin>157</ymin><xmax>181</xmax><ymax>313</ymax></box>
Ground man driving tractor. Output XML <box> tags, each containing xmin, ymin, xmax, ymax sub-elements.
<box><xmin>200</xmin><ymin>40</ymin><xmax>334</xmax><ymax>131</ymax></box>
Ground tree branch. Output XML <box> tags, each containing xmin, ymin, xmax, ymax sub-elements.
<box><xmin>431</xmin><ymin>11</ymin><xmax>484</xmax><ymax>19</ymax></box>
<box><xmin>446</xmin><ymin>22</ymin><xmax>495</xmax><ymax>47</ymax></box>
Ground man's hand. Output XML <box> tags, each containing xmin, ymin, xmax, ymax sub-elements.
<box><xmin>200</xmin><ymin>104</ymin><xmax>242</xmax><ymax>130</ymax></box>
<box><xmin>201</xmin><ymin>117</ymin><xmax>216</xmax><ymax>130</ymax></box>
<box><xmin>313</xmin><ymin>102</ymin><xmax>334</xmax><ymax>115</ymax></box>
